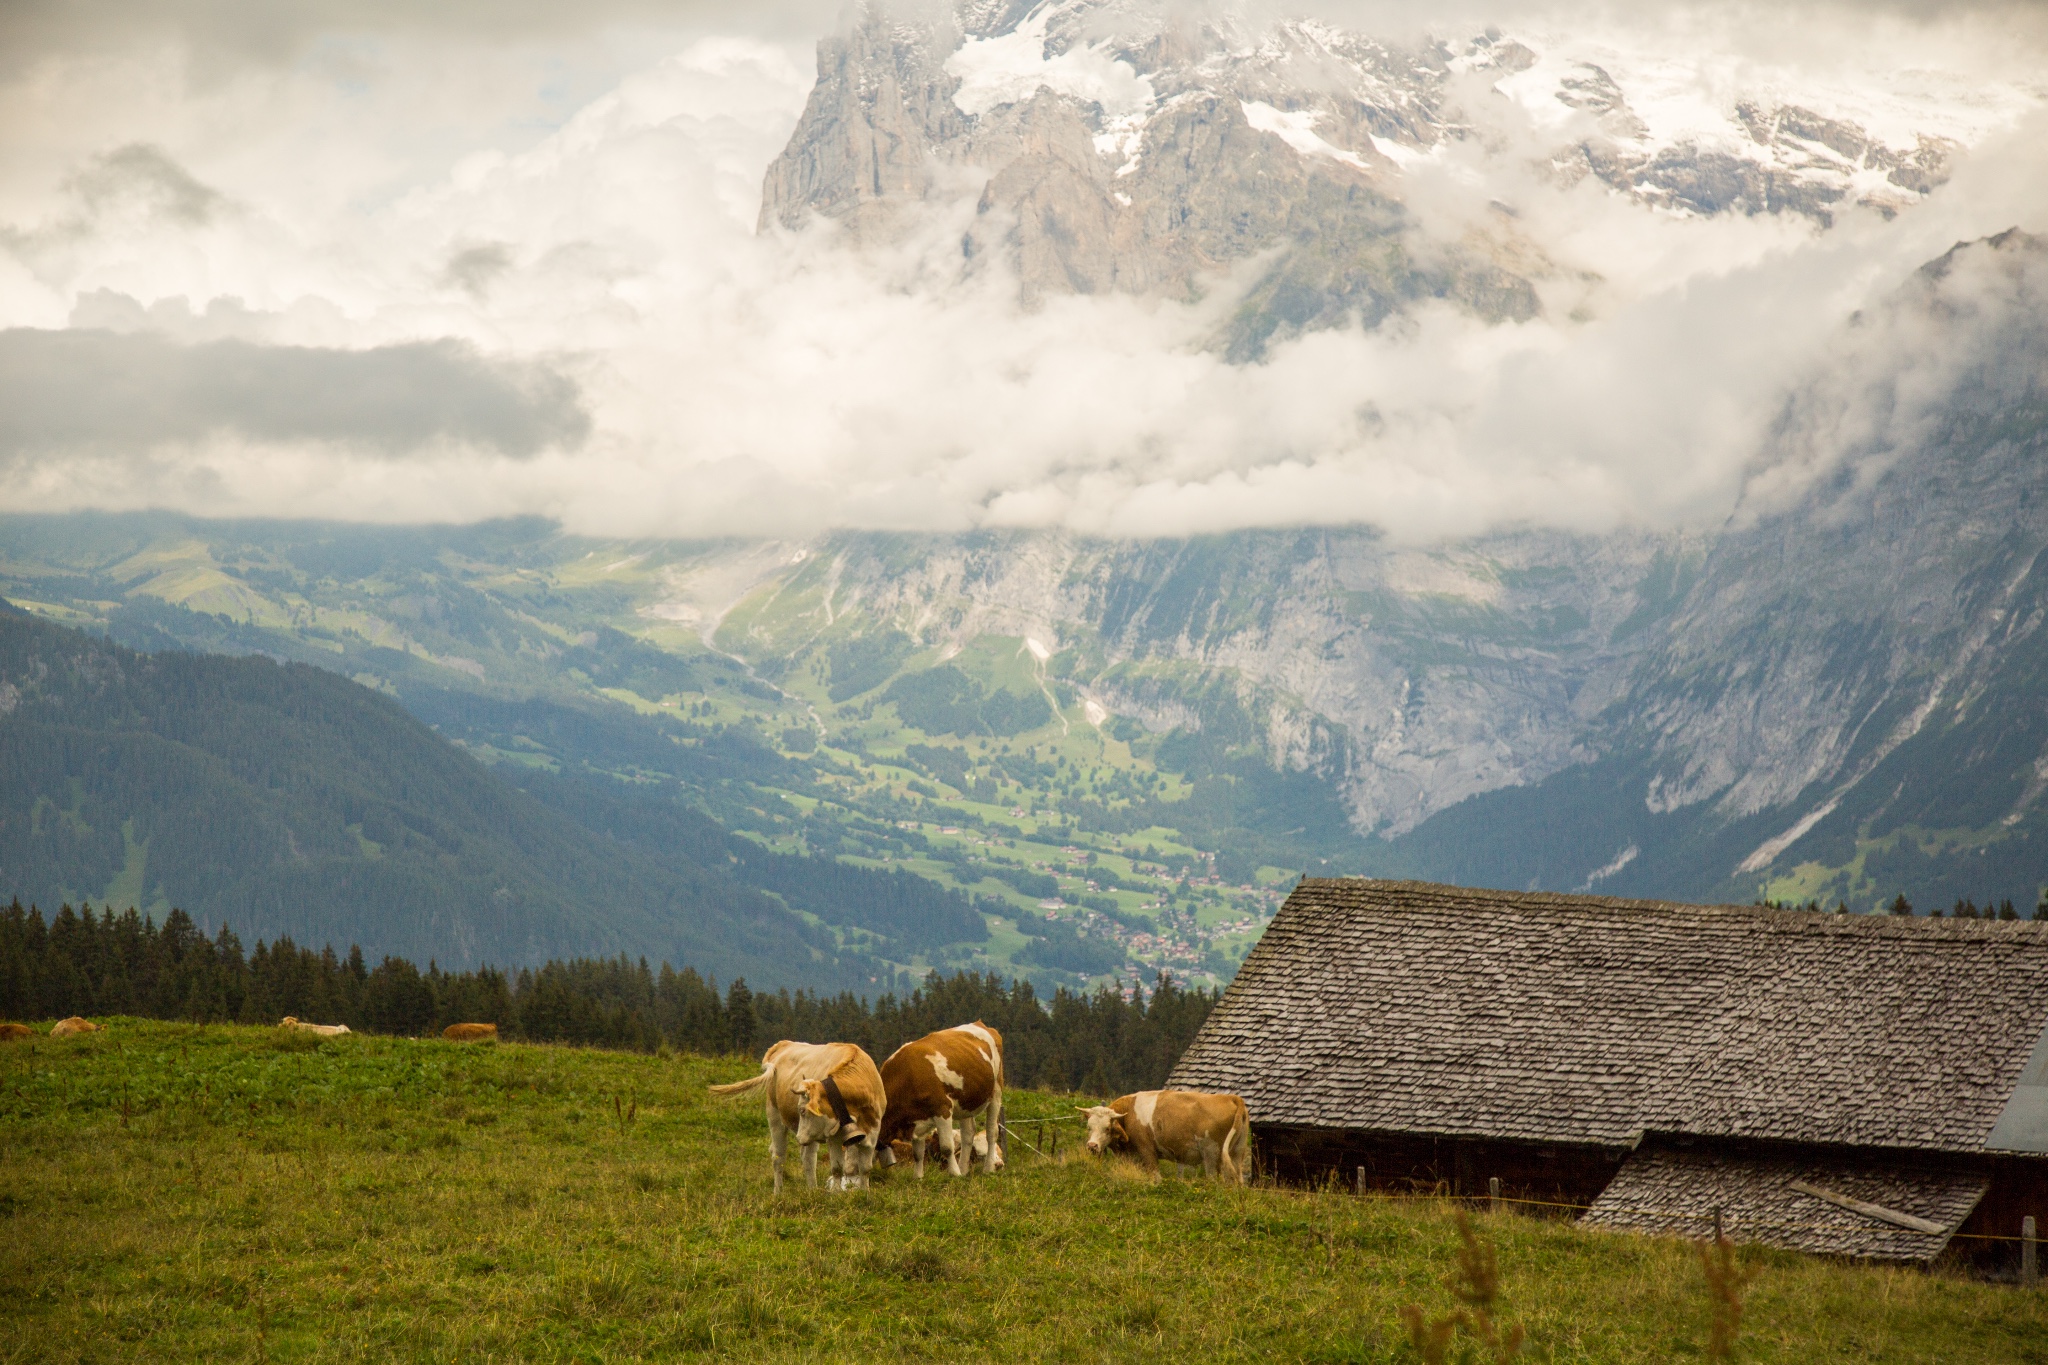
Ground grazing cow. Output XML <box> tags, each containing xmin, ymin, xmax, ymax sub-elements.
<box><xmin>708</xmin><ymin>1041</ymin><xmax>886</xmax><ymax>1192</ymax></box>
<box><xmin>1077</xmin><ymin>1090</ymin><xmax>1250</xmax><ymax>1184</ymax></box>
<box><xmin>875</xmin><ymin>1022</ymin><xmax>1005</xmax><ymax>1178</ymax></box>
<box><xmin>442</xmin><ymin>1023</ymin><xmax>498</xmax><ymax>1043</ymax></box>
<box><xmin>49</xmin><ymin>1017</ymin><xmax>102</xmax><ymax>1038</ymax></box>
<box><xmin>279</xmin><ymin>1016</ymin><xmax>351</xmax><ymax>1037</ymax></box>
<box><xmin>0</xmin><ymin>1022</ymin><xmax>34</xmax><ymax>1041</ymax></box>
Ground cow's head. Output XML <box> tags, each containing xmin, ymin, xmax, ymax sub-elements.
<box><xmin>1077</xmin><ymin>1104</ymin><xmax>1126</xmax><ymax>1155</ymax></box>
<box><xmin>797</xmin><ymin>1079</ymin><xmax>867</xmax><ymax>1147</ymax></box>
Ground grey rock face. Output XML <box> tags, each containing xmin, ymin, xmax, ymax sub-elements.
<box><xmin>760</xmin><ymin>2</ymin><xmax>1960</xmax><ymax>349</ymax></box>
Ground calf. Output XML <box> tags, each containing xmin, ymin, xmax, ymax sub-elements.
<box><xmin>1078</xmin><ymin>1090</ymin><xmax>1249</xmax><ymax>1184</ymax></box>
<box><xmin>0</xmin><ymin>1022</ymin><xmax>34</xmax><ymax>1042</ymax></box>
<box><xmin>50</xmin><ymin>1017</ymin><xmax>102</xmax><ymax>1038</ymax></box>
<box><xmin>875</xmin><ymin>1022</ymin><xmax>1005</xmax><ymax>1178</ymax></box>
<box><xmin>279</xmin><ymin>1017</ymin><xmax>351</xmax><ymax>1037</ymax></box>
<box><xmin>709</xmin><ymin>1041</ymin><xmax>886</xmax><ymax>1192</ymax></box>
<box><xmin>442</xmin><ymin>1023</ymin><xmax>498</xmax><ymax>1043</ymax></box>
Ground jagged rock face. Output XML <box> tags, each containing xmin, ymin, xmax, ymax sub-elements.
<box><xmin>761</xmin><ymin>1</ymin><xmax>1962</xmax><ymax>350</ymax></box>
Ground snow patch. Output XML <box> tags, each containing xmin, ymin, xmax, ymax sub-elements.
<box><xmin>1024</xmin><ymin>636</ymin><xmax>1051</xmax><ymax>661</ymax></box>
<box><xmin>1240</xmin><ymin>100</ymin><xmax>1369</xmax><ymax>171</ymax></box>
<box><xmin>1083</xmin><ymin>698</ymin><xmax>1108</xmax><ymax>726</ymax></box>
<box><xmin>948</xmin><ymin>6</ymin><xmax>1156</xmax><ymax>121</ymax></box>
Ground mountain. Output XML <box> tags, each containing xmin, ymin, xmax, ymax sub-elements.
<box><xmin>763</xmin><ymin>0</ymin><xmax>1973</xmax><ymax>355</ymax></box>
<box><xmin>0</xmin><ymin>603</ymin><xmax>983</xmax><ymax>988</ymax></box>
<box><xmin>2</xmin><ymin>221</ymin><xmax>2042</xmax><ymax>984</ymax></box>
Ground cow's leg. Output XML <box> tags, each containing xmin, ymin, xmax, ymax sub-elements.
<box><xmin>982</xmin><ymin>1092</ymin><xmax>1004</xmax><ymax>1173</ymax></box>
<box><xmin>825</xmin><ymin>1136</ymin><xmax>844</xmax><ymax>1192</ymax></box>
<box><xmin>1201</xmin><ymin>1135</ymin><xmax>1221</xmax><ymax>1179</ymax></box>
<box><xmin>957</xmin><ymin>1113</ymin><xmax>978</xmax><ymax>1177</ymax></box>
<box><xmin>935</xmin><ymin>1115</ymin><xmax>963</xmax><ymax>1177</ymax></box>
<box><xmin>768</xmin><ymin>1104</ymin><xmax>789</xmax><ymax>1195</ymax></box>
<box><xmin>1134</xmin><ymin>1130</ymin><xmax>1161</xmax><ymax>1177</ymax></box>
<box><xmin>801</xmin><ymin>1135</ymin><xmax>819</xmax><ymax>1190</ymax></box>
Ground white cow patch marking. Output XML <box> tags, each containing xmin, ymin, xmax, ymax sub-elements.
<box><xmin>1132</xmin><ymin>1090</ymin><xmax>1160</xmax><ymax>1135</ymax></box>
<box><xmin>929</xmin><ymin>1053</ymin><xmax>967</xmax><ymax>1092</ymax></box>
<box><xmin>958</xmin><ymin>1022</ymin><xmax>999</xmax><ymax>1054</ymax></box>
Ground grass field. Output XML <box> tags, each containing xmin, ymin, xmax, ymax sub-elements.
<box><xmin>4</xmin><ymin>1021</ymin><xmax>2043</xmax><ymax>1363</ymax></box>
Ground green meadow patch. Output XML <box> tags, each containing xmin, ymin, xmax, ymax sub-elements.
<box><xmin>2</xmin><ymin>1020</ymin><xmax>2041</xmax><ymax>1363</ymax></box>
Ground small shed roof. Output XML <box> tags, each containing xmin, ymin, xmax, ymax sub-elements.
<box><xmin>1581</xmin><ymin>1145</ymin><xmax>1987</xmax><ymax>1262</ymax></box>
<box><xmin>1169</xmin><ymin>879</ymin><xmax>2048</xmax><ymax>1155</ymax></box>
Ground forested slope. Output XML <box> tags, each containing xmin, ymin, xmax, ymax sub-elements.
<box><xmin>0</xmin><ymin>606</ymin><xmax>871</xmax><ymax>985</ymax></box>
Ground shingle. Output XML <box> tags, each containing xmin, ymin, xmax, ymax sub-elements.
<box><xmin>1168</xmin><ymin>879</ymin><xmax>2048</xmax><ymax>1153</ymax></box>
<box><xmin>1583</xmin><ymin>1145</ymin><xmax>1987</xmax><ymax>1261</ymax></box>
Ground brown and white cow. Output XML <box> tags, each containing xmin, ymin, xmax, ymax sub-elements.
<box><xmin>442</xmin><ymin>1023</ymin><xmax>498</xmax><ymax>1043</ymax></box>
<box><xmin>49</xmin><ymin>1017</ymin><xmax>103</xmax><ymax>1038</ymax></box>
<box><xmin>1077</xmin><ymin>1090</ymin><xmax>1249</xmax><ymax>1183</ymax></box>
<box><xmin>280</xmin><ymin>1017</ymin><xmax>350</xmax><ymax>1037</ymax></box>
<box><xmin>875</xmin><ymin>1022</ymin><xmax>1005</xmax><ymax>1178</ymax></box>
<box><xmin>708</xmin><ymin>1040</ymin><xmax>886</xmax><ymax>1192</ymax></box>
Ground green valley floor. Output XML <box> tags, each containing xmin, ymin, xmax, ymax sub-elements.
<box><xmin>2</xmin><ymin>1021</ymin><xmax>2040</xmax><ymax>1363</ymax></box>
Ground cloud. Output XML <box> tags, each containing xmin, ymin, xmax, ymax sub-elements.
<box><xmin>0</xmin><ymin>8</ymin><xmax>2045</xmax><ymax>537</ymax></box>
<box><xmin>0</xmin><ymin>328</ymin><xmax>588</xmax><ymax>458</ymax></box>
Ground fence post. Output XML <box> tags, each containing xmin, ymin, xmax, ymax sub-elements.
<box><xmin>2025</xmin><ymin>1216</ymin><xmax>2039</xmax><ymax>1287</ymax></box>
<box><xmin>1489</xmin><ymin>1176</ymin><xmax>1502</xmax><ymax>1215</ymax></box>
<box><xmin>1712</xmin><ymin>1207</ymin><xmax>1724</xmax><ymax>1241</ymax></box>
<box><xmin>1355</xmin><ymin>1165</ymin><xmax>1365</xmax><ymax>1197</ymax></box>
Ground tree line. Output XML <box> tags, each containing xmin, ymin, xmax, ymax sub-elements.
<box><xmin>0</xmin><ymin>900</ymin><xmax>1219</xmax><ymax>1095</ymax></box>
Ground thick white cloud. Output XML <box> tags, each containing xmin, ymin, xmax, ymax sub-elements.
<box><xmin>0</xmin><ymin>2</ymin><xmax>2045</xmax><ymax>540</ymax></box>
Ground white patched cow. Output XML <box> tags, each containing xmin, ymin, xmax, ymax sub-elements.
<box><xmin>1078</xmin><ymin>1089</ymin><xmax>1250</xmax><ymax>1183</ymax></box>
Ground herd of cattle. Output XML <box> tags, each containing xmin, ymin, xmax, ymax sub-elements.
<box><xmin>7</xmin><ymin>1015</ymin><xmax>1248</xmax><ymax>1188</ymax></box>
<box><xmin>708</xmin><ymin>1020</ymin><xmax>1251</xmax><ymax>1192</ymax></box>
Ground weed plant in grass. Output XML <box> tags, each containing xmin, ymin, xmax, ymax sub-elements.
<box><xmin>3</xmin><ymin>1021</ymin><xmax>2042</xmax><ymax>1362</ymax></box>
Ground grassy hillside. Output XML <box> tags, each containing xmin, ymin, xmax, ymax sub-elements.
<box><xmin>5</xmin><ymin>1020</ymin><xmax>2040</xmax><ymax>1363</ymax></box>
<box><xmin>0</xmin><ymin>607</ymin><xmax>871</xmax><ymax>988</ymax></box>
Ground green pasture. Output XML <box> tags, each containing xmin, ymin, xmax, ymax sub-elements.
<box><xmin>3</xmin><ymin>1021</ymin><xmax>2040</xmax><ymax>1363</ymax></box>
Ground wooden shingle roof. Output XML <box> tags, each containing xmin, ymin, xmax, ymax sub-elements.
<box><xmin>1168</xmin><ymin>879</ymin><xmax>2048</xmax><ymax>1155</ymax></box>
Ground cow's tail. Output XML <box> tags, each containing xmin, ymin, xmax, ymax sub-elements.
<box><xmin>708</xmin><ymin>1070</ymin><xmax>770</xmax><ymax>1097</ymax></box>
<box><xmin>1226</xmin><ymin>1098</ymin><xmax>1251</xmax><ymax>1186</ymax></box>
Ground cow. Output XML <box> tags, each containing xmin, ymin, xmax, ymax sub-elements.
<box><xmin>1077</xmin><ymin>1090</ymin><xmax>1250</xmax><ymax>1184</ymax></box>
<box><xmin>0</xmin><ymin>1022</ymin><xmax>34</xmax><ymax>1041</ymax></box>
<box><xmin>279</xmin><ymin>1017</ymin><xmax>351</xmax><ymax>1037</ymax></box>
<box><xmin>49</xmin><ymin>1017</ymin><xmax>102</xmax><ymax>1038</ymax></box>
<box><xmin>874</xmin><ymin>1022</ymin><xmax>1005</xmax><ymax>1178</ymax></box>
<box><xmin>708</xmin><ymin>1041</ymin><xmax>886</xmax><ymax>1193</ymax></box>
<box><xmin>442</xmin><ymin>1023</ymin><xmax>498</xmax><ymax>1043</ymax></box>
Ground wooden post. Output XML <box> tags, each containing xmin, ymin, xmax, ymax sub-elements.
<box><xmin>2025</xmin><ymin>1216</ymin><xmax>2039</xmax><ymax>1287</ymax></box>
<box><xmin>1355</xmin><ymin>1165</ymin><xmax>1365</xmax><ymax>1196</ymax></box>
<box><xmin>1712</xmin><ymin>1207</ymin><xmax>1724</xmax><ymax>1241</ymax></box>
<box><xmin>1489</xmin><ymin>1176</ymin><xmax>1502</xmax><ymax>1215</ymax></box>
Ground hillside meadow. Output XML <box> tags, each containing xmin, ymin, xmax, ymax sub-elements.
<box><xmin>2</xmin><ymin>1022</ymin><xmax>2041</xmax><ymax>1363</ymax></box>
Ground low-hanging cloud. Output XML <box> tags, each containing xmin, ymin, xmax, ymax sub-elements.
<box><xmin>0</xmin><ymin>328</ymin><xmax>588</xmax><ymax>459</ymax></box>
<box><xmin>0</xmin><ymin>4</ymin><xmax>2045</xmax><ymax>537</ymax></box>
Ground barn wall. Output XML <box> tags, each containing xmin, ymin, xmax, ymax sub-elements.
<box><xmin>1952</xmin><ymin>1156</ymin><xmax>2048</xmax><ymax>1271</ymax></box>
<box><xmin>1253</xmin><ymin>1124</ymin><xmax>1627</xmax><ymax>1209</ymax></box>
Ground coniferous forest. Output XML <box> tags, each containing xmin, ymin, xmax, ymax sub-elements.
<box><xmin>0</xmin><ymin>900</ymin><xmax>1218</xmax><ymax>1094</ymax></box>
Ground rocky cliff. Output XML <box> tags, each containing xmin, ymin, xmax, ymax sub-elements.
<box><xmin>760</xmin><ymin>0</ymin><xmax>1963</xmax><ymax>355</ymax></box>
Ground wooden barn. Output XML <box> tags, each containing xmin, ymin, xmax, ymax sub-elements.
<box><xmin>1168</xmin><ymin>879</ymin><xmax>2048</xmax><ymax>1264</ymax></box>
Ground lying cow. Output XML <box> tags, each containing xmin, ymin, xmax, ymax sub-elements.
<box><xmin>442</xmin><ymin>1023</ymin><xmax>498</xmax><ymax>1043</ymax></box>
<box><xmin>875</xmin><ymin>1022</ymin><xmax>1005</xmax><ymax>1178</ymax></box>
<box><xmin>279</xmin><ymin>1017</ymin><xmax>351</xmax><ymax>1037</ymax></box>
<box><xmin>709</xmin><ymin>1040</ymin><xmax>885</xmax><ymax>1192</ymax></box>
<box><xmin>50</xmin><ymin>1017</ymin><xmax>102</xmax><ymax>1038</ymax></box>
<box><xmin>0</xmin><ymin>1022</ymin><xmax>35</xmax><ymax>1041</ymax></box>
<box><xmin>1077</xmin><ymin>1090</ymin><xmax>1250</xmax><ymax>1184</ymax></box>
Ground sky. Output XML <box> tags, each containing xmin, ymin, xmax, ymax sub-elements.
<box><xmin>0</xmin><ymin>0</ymin><xmax>2045</xmax><ymax>542</ymax></box>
